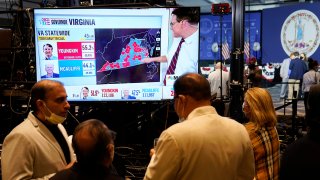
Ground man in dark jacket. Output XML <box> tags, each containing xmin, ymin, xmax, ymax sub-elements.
<box><xmin>287</xmin><ymin>51</ymin><xmax>307</xmax><ymax>100</ymax></box>
<box><xmin>50</xmin><ymin>119</ymin><xmax>124</xmax><ymax>180</ymax></box>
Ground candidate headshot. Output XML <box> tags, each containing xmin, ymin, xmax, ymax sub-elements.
<box><xmin>41</xmin><ymin>62</ymin><xmax>59</xmax><ymax>78</ymax></box>
<box><xmin>43</xmin><ymin>43</ymin><xmax>58</xmax><ymax>60</ymax></box>
<box><xmin>81</xmin><ymin>87</ymin><xmax>91</xmax><ymax>100</ymax></box>
<box><xmin>121</xmin><ymin>89</ymin><xmax>136</xmax><ymax>100</ymax></box>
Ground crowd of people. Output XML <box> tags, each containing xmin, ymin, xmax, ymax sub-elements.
<box><xmin>1</xmin><ymin>5</ymin><xmax>319</xmax><ymax>180</ymax></box>
<box><xmin>2</xmin><ymin>71</ymin><xmax>319</xmax><ymax>179</ymax></box>
<box><xmin>280</xmin><ymin>51</ymin><xmax>319</xmax><ymax>102</ymax></box>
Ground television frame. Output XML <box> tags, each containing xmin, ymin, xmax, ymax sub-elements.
<box><xmin>33</xmin><ymin>6</ymin><xmax>200</xmax><ymax>102</ymax></box>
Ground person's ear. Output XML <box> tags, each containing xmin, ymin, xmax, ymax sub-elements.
<box><xmin>179</xmin><ymin>94</ymin><xmax>189</xmax><ymax>105</ymax></box>
<box><xmin>36</xmin><ymin>99</ymin><xmax>44</xmax><ymax>109</ymax></box>
<box><xmin>106</xmin><ymin>144</ymin><xmax>114</xmax><ymax>160</ymax></box>
<box><xmin>178</xmin><ymin>94</ymin><xmax>186</xmax><ymax>102</ymax></box>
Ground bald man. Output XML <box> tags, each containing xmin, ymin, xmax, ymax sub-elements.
<box><xmin>51</xmin><ymin>119</ymin><xmax>124</xmax><ymax>180</ymax></box>
<box><xmin>144</xmin><ymin>73</ymin><xmax>255</xmax><ymax>180</ymax></box>
<box><xmin>1</xmin><ymin>80</ymin><xmax>75</xmax><ymax>179</ymax></box>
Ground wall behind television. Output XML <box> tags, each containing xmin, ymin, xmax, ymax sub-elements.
<box><xmin>262</xmin><ymin>2</ymin><xmax>320</xmax><ymax>63</ymax></box>
<box><xmin>200</xmin><ymin>12</ymin><xmax>261</xmax><ymax>64</ymax></box>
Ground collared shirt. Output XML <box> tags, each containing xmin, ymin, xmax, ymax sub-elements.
<box><xmin>45</xmin><ymin>55</ymin><xmax>58</xmax><ymax>60</ymax></box>
<box><xmin>144</xmin><ymin>106</ymin><xmax>255</xmax><ymax>180</ymax></box>
<box><xmin>302</xmin><ymin>70</ymin><xmax>320</xmax><ymax>92</ymax></box>
<box><xmin>41</xmin><ymin>73</ymin><xmax>59</xmax><ymax>79</ymax></box>
<box><xmin>207</xmin><ymin>69</ymin><xmax>229</xmax><ymax>97</ymax></box>
<box><xmin>166</xmin><ymin>30</ymin><xmax>199</xmax><ymax>77</ymax></box>
<box><xmin>245</xmin><ymin>122</ymin><xmax>280</xmax><ymax>180</ymax></box>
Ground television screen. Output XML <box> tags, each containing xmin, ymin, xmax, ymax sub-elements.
<box><xmin>33</xmin><ymin>7</ymin><xmax>200</xmax><ymax>101</ymax></box>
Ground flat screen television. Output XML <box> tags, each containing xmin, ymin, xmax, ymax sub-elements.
<box><xmin>34</xmin><ymin>7</ymin><xmax>200</xmax><ymax>101</ymax></box>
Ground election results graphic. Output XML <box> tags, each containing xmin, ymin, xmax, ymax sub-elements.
<box><xmin>33</xmin><ymin>8</ymin><xmax>176</xmax><ymax>101</ymax></box>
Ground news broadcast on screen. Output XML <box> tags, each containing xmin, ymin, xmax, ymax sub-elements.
<box><xmin>34</xmin><ymin>7</ymin><xmax>200</xmax><ymax>101</ymax></box>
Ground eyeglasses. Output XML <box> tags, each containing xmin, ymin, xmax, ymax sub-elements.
<box><xmin>170</xmin><ymin>21</ymin><xmax>179</xmax><ymax>27</ymax></box>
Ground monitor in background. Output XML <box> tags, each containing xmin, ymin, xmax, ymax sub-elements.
<box><xmin>34</xmin><ymin>7</ymin><xmax>200</xmax><ymax>101</ymax></box>
<box><xmin>199</xmin><ymin>12</ymin><xmax>261</xmax><ymax>64</ymax></box>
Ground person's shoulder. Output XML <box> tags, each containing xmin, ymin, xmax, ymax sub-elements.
<box><xmin>208</xmin><ymin>70</ymin><xmax>217</xmax><ymax>77</ymax></box>
<box><xmin>283</xmin><ymin>59</ymin><xmax>290</xmax><ymax>64</ymax></box>
<box><xmin>221</xmin><ymin>116</ymin><xmax>247</xmax><ymax>129</ymax></box>
<box><xmin>4</xmin><ymin>119</ymin><xmax>35</xmax><ymax>139</ymax></box>
<box><xmin>48</xmin><ymin>55</ymin><xmax>58</xmax><ymax>60</ymax></box>
<box><xmin>50</xmin><ymin>168</ymin><xmax>75</xmax><ymax>180</ymax></box>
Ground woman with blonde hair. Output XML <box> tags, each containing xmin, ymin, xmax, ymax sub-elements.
<box><xmin>242</xmin><ymin>87</ymin><xmax>280</xmax><ymax>180</ymax></box>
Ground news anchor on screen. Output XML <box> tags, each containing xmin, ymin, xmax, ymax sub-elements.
<box><xmin>142</xmin><ymin>7</ymin><xmax>199</xmax><ymax>84</ymax></box>
<box><xmin>41</xmin><ymin>62</ymin><xmax>59</xmax><ymax>78</ymax></box>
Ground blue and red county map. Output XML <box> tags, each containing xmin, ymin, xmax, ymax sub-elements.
<box><xmin>95</xmin><ymin>29</ymin><xmax>161</xmax><ymax>84</ymax></box>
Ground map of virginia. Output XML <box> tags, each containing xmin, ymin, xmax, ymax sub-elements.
<box><xmin>95</xmin><ymin>29</ymin><xmax>161</xmax><ymax>84</ymax></box>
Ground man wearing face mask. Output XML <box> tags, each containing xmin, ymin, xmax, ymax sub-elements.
<box><xmin>1</xmin><ymin>79</ymin><xmax>76</xmax><ymax>180</ymax></box>
<box><xmin>144</xmin><ymin>73</ymin><xmax>255</xmax><ymax>180</ymax></box>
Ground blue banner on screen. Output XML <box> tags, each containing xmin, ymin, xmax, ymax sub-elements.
<box><xmin>262</xmin><ymin>3</ymin><xmax>320</xmax><ymax>63</ymax></box>
<box><xmin>200</xmin><ymin>12</ymin><xmax>261</xmax><ymax>61</ymax></box>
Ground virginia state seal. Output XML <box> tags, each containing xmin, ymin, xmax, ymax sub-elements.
<box><xmin>281</xmin><ymin>10</ymin><xmax>320</xmax><ymax>57</ymax></box>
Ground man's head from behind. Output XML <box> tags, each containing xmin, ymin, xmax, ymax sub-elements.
<box><xmin>291</xmin><ymin>51</ymin><xmax>300</xmax><ymax>59</ymax></box>
<box><xmin>173</xmin><ymin>73</ymin><xmax>211</xmax><ymax>120</ymax></box>
<box><xmin>72</xmin><ymin>119</ymin><xmax>115</xmax><ymax>168</ymax></box>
